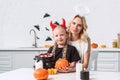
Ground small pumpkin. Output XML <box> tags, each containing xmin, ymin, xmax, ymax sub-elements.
<box><xmin>55</xmin><ymin>58</ymin><xmax>69</xmax><ymax>69</ymax></box>
<box><xmin>101</xmin><ymin>44</ymin><xmax>106</xmax><ymax>48</ymax></box>
<box><xmin>47</xmin><ymin>68</ymin><xmax>57</xmax><ymax>75</ymax></box>
<box><xmin>44</xmin><ymin>44</ymin><xmax>51</xmax><ymax>48</ymax></box>
<box><xmin>33</xmin><ymin>68</ymin><xmax>48</xmax><ymax>80</ymax></box>
<box><xmin>91</xmin><ymin>43</ymin><xmax>98</xmax><ymax>48</ymax></box>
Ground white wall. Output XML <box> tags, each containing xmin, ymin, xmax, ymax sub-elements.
<box><xmin>0</xmin><ymin>0</ymin><xmax>120</xmax><ymax>48</ymax></box>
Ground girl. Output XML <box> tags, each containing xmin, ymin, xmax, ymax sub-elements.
<box><xmin>47</xmin><ymin>18</ymin><xmax>80</xmax><ymax>73</ymax></box>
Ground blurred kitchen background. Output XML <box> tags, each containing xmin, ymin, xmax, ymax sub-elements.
<box><xmin>0</xmin><ymin>0</ymin><xmax>120</xmax><ymax>48</ymax></box>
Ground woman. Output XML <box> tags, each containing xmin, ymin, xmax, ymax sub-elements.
<box><xmin>67</xmin><ymin>15</ymin><xmax>91</xmax><ymax>69</ymax></box>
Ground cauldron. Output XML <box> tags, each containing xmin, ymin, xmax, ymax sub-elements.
<box><xmin>34</xmin><ymin>54</ymin><xmax>55</xmax><ymax>69</ymax></box>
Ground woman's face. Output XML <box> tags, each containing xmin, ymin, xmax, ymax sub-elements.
<box><xmin>70</xmin><ymin>17</ymin><xmax>83</xmax><ymax>35</ymax></box>
<box><xmin>53</xmin><ymin>27</ymin><xmax>67</xmax><ymax>46</ymax></box>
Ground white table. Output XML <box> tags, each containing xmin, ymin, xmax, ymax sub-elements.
<box><xmin>0</xmin><ymin>68</ymin><xmax>120</xmax><ymax>80</ymax></box>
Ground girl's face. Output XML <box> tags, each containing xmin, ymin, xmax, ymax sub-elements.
<box><xmin>70</xmin><ymin>17</ymin><xmax>83</xmax><ymax>35</ymax></box>
<box><xmin>53</xmin><ymin>27</ymin><xmax>67</xmax><ymax>46</ymax></box>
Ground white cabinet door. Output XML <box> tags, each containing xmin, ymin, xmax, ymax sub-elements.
<box><xmin>91</xmin><ymin>51</ymin><xmax>119</xmax><ymax>71</ymax></box>
<box><xmin>12</xmin><ymin>51</ymin><xmax>40</xmax><ymax>70</ymax></box>
<box><xmin>97</xmin><ymin>51</ymin><xmax>119</xmax><ymax>71</ymax></box>
<box><xmin>0</xmin><ymin>50</ymin><xmax>48</xmax><ymax>73</ymax></box>
<box><xmin>12</xmin><ymin>50</ymin><xmax>47</xmax><ymax>70</ymax></box>
<box><xmin>97</xmin><ymin>52</ymin><xmax>119</xmax><ymax>61</ymax></box>
<box><xmin>0</xmin><ymin>51</ymin><xmax>12</xmax><ymax>73</ymax></box>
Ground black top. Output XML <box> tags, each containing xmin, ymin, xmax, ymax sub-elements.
<box><xmin>47</xmin><ymin>45</ymin><xmax>81</xmax><ymax>63</ymax></box>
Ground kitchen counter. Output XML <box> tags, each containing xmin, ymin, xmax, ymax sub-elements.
<box><xmin>0</xmin><ymin>68</ymin><xmax>120</xmax><ymax>80</ymax></box>
<box><xmin>0</xmin><ymin>47</ymin><xmax>120</xmax><ymax>51</ymax></box>
<box><xmin>92</xmin><ymin>48</ymin><xmax>120</xmax><ymax>51</ymax></box>
<box><xmin>0</xmin><ymin>47</ymin><xmax>48</xmax><ymax>51</ymax></box>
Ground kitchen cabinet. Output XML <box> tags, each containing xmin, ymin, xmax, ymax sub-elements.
<box><xmin>89</xmin><ymin>48</ymin><xmax>120</xmax><ymax>72</ymax></box>
<box><xmin>1</xmin><ymin>48</ymin><xmax>120</xmax><ymax>73</ymax></box>
<box><xmin>0</xmin><ymin>48</ymin><xmax>48</xmax><ymax>73</ymax></box>
<box><xmin>12</xmin><ymin>51</ymin><xmax>40</xmax><ymax>70</ymax></box>
<box><xmin>0</xmin><ymin>51</ymin><xmax>12</xmax><ymax>73</ymax></box>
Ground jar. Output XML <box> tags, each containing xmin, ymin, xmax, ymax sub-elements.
<box><xmin>117</xmin><ymin>33</ymin><xmax>120</xmax><ymax>48</ymax></box>
<box><xmin>112</xmin><ymin>39</ymin><xmax>117</xmax><ymax>48</ymax></box>
<box><xmin>76</xmin><ymin>62</ymin><xmax>82</xmax><ymax>80</ymax></box>
<box><xmin>34</xmin><ymin>56</ymin><xmax>43</xmax><ymax>70</ymax></box>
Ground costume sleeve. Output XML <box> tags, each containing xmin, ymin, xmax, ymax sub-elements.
<box><xmin>67</xmin><ymin>45</ymin><xmax>81</xmax><ymax>63</ymax></box>
<box><xmin>47</xmin><ymin>46</ymin><xmax>53</xmax><ymax>53</ymax></box>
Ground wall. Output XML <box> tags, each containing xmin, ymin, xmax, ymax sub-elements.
<box><xmin>0</xmin><ymin>0</ymin><xmax>120</xmax><ymax>48</ymax></box>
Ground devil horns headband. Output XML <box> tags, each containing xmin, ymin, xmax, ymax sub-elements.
<box><xmin>50</xmin><ymin>18</ymin><xmax>66</xmax><ymax>31</ymax></box>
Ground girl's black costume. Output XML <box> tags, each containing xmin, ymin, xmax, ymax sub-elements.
<box><xmin>47</xmin><ymin>44</ymin><xmax>81</xmax><ymax>63</ymax></box>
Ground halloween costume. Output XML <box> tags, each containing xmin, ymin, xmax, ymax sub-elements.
<box><xmin>47</xmin><ymin>45</ymin><xmax>81</xmax><ymax>63</ymax></box>
<box><xmin>48</xmin><ymin>18</ymin><xmax>81</xmax><ymax>63</ymax></box>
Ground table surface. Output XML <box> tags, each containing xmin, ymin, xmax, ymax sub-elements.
<box><xmin>0</xmin><ymin>68</ymin><xmax>120</xmax><ymax>80</ymax></box>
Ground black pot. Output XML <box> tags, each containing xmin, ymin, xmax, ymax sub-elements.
<box><xmin>34</xmin><ymin>56</ymin><xmax>55</xmax><ymax>69</ymax></box>
<box><xmin>43</xmin><ymin>56</ymin><xmax>55</xmax><ymax>69</ymax></box>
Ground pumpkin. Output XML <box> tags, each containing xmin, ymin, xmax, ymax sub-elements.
<box><xmin>33</xmin><ymin>68</ymin><xmax>48</xmax><ymax>80</ymax></box>
<box><xmin>44</xmin><ymin>44</ymin><xmax>51</xmax><ymax>48</ymax></box>
<box><xmin>101</xmin><ymin>44</ymin><xmax>106</xmax><ymax>48</ymax></box>
<box><xmin>55</xmin><ymin>58</ymin><xmax>69</xmax><ymax>69</ymax></box>
<box><xmin>91</xmin><ymin>43</ymin><xmax>98</xmax><ymax>48</ymax></box>
<box><xmin>47</xmin><ymin>68</ymin><xmax>57</xmax><ymax>75</ymax></box>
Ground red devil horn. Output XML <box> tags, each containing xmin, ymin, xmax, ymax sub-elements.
<box><xmin>50</xmin><ymin>21</ymin><xmax>57</xmax><ymax>31</ymax></box>
<box><xmin>60</xmin><ymin>18</ymin><xmax>66</xmax><ymax>29</ymax></box>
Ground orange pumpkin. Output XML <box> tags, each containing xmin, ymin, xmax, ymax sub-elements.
<box><xmin>34</xmin><ymin>68</ymin><xmax>48</xmax><ymax>80</ymax></box>
<box><xmin>44</xmin><ymin>44</ymin><xmax>51</xmax><ymax>48</ymax></box>
<box><xmin>47</xmin><ymin>68</ymin><xmax>57</xmax><ymax>75</ymax></box>
<box><xmin>91</xmin><ymin>43</ymin><xmax>98</xmax><ymax>48</ymax></box>
<box><xmin>101</xmin><ymin>44</ymin><xmax>106</xmax><ymax>48</ymax></box>
<box><xmin>55</xmin><ymin>58</ymin><xmax>69</xmax><ymax>68</ymax></box>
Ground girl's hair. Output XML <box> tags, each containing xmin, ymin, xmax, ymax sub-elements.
<box><xmin>51</xmin><ymin>42</ymin><xmax>68</xmax><ymax>59</ymax></box>
<box><xmin>52</xmin><ymin>25</ymin><xmax>68</xmax><ymax>59</ymax></box>
<box><xmin>68</xmin><ymin>14</ymin><xmax>88</xmax><ymax>42</ymax></box>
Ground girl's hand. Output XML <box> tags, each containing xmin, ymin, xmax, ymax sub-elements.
<box><xmin>56</xmin><ymin>62</ymin><xmax>76</xmax><ymax>73</ymax></box>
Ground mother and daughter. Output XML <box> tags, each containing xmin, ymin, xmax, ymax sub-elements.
<box><xmin>47</xmin><ymin>14</ymin><xmax>91</xmax><ymax>73</ymax></box>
